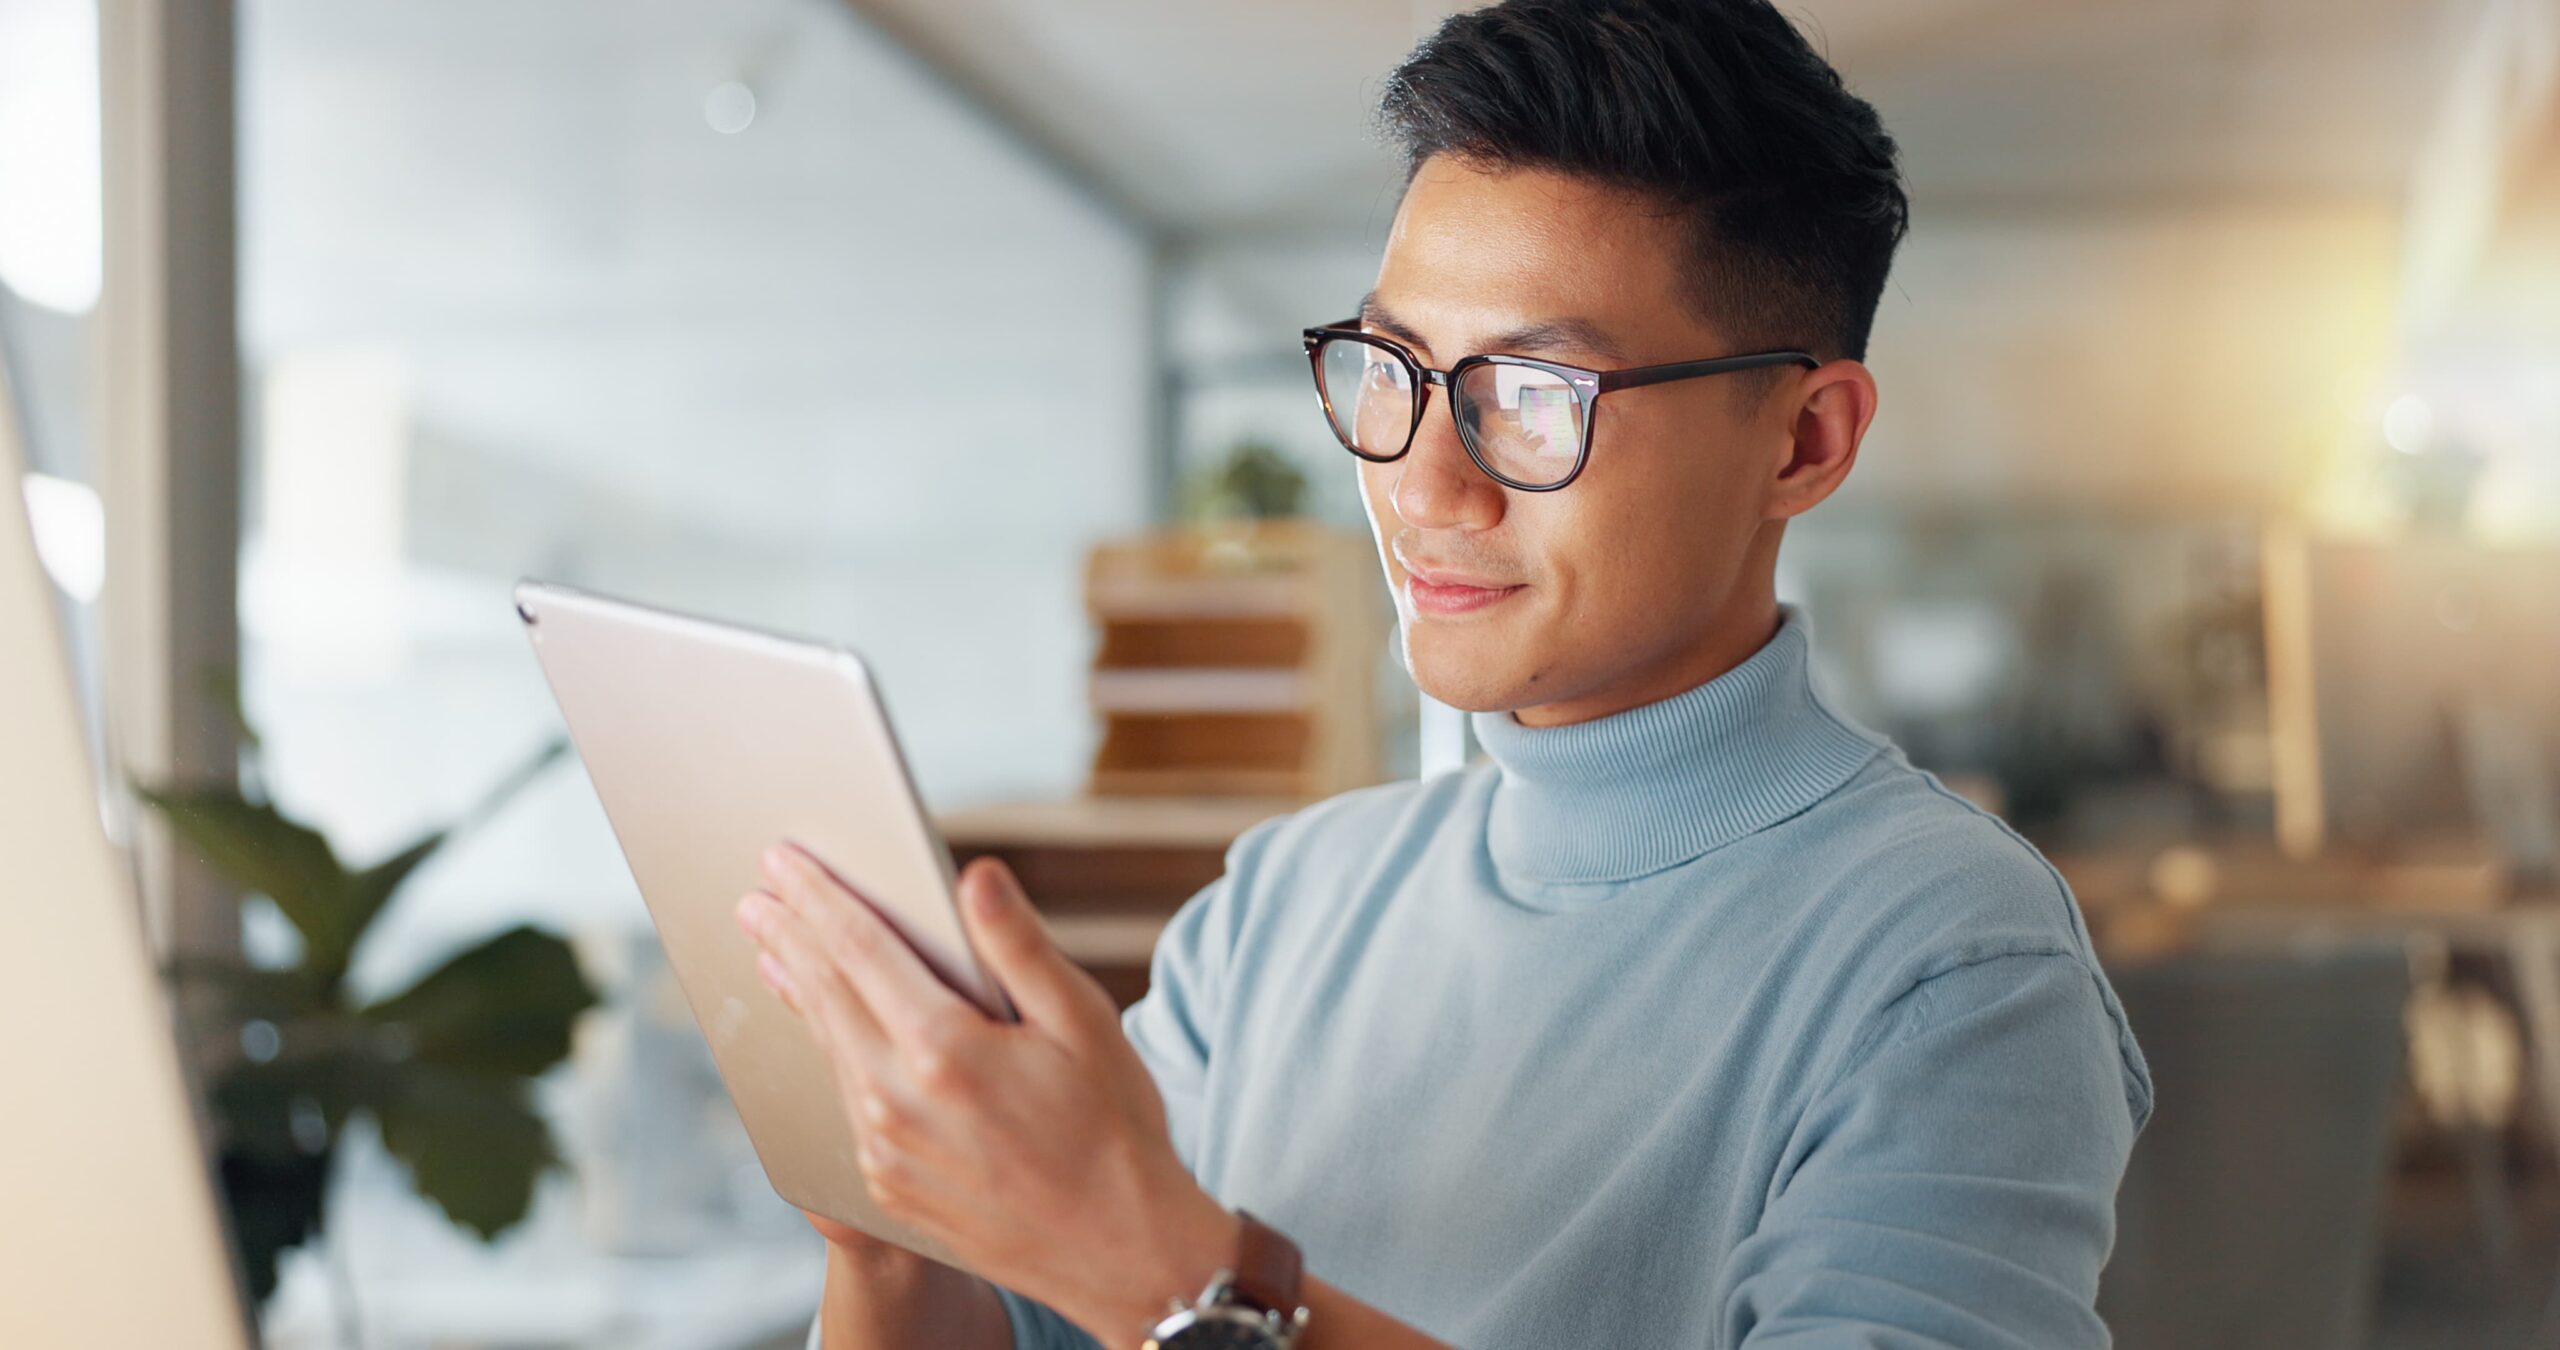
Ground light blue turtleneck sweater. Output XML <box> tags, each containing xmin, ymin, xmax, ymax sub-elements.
<box><xmin>976</xmin><ymin>608</ymin><xmax>2150</xmax><ymax>1349</ymax></box>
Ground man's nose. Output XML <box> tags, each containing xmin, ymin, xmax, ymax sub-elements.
<box><xmin>1391</xmin><ymin>388</ymin><xmax>1504</xmax><ymax>532</ymax></box>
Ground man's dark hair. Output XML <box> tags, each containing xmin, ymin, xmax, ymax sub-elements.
<box><xmin>1379</xmin><ymin>0</ymin><xmax>1907</xmax><ymax>361</ymax></box>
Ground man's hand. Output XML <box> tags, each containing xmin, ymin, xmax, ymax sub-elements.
<box><xmin>800</xmin><ymin>1207</ymin><xmax>889</xmax><ymax>1254</ymax></box>
<box><xmin>737</xmin><ymin>844</ymin><xmax>1241</xmax><ymax>1343</ymax></box>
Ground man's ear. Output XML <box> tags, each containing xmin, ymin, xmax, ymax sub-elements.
<box><xmin>1765</xmin><ymin>360</ymin><xmax>1877</xmax><ymax>521</ymax></box>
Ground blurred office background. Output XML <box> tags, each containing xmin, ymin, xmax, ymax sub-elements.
<box><xmin>6</xmin><ymin>0</ymin><xmax>2560</xmax><ymax>1346</ymax></box>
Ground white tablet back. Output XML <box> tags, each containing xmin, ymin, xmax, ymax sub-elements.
<box><xmin>516</xmin><ymin>580</ymin><xmax>1010</xmax><ymax>1265</ymax></box>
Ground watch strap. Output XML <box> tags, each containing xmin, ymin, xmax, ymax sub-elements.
<box><xmin>1229</xmin><ymin>1208</ymin><xmax>1304</xmax><ymax>1316</ymax></box>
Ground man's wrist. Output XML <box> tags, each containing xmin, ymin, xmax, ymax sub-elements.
<box><xmin>1081</xmin><ymin>1189</ymin><xmax>1246</xmax><ymax>1342</ymax></box>
<box><xmin>824</xmin><ymin>1233</ymin><xmax>935</xmax><ymax>1280</ymax></box>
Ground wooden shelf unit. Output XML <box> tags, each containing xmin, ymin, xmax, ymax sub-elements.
<box><xmin>1084</xmin><ymin>521</ymin><xmax>1388</xmax><ymax>801</ymax></box>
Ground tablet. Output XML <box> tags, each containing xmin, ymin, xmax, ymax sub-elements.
<box><xmin>516</xmin><ymin>579</ymin><xmax>1011</xmax><ymax>1264</ymax></box>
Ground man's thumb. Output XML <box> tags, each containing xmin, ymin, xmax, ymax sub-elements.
<box><xmin>957</xmin><ymin>857</ymin><xmax>1109</xmax><ymax>1035</ymax></box>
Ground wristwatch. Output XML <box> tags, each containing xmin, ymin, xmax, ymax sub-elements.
<box><xmin>1141</xmin><ymin>1208</ymin><xmax>1311</xmax><ymax>1349</ymax></box>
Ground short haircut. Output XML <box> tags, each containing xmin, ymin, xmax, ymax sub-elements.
<box><xmin>1378</xmin><ymin>0</ymin><xmax>1908</xmax><ymax>361</ymax></box>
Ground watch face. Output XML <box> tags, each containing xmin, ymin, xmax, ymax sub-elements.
<box><xmin>1153</xmin><ymin>1307</ymin><xmax>1283</xmax><ymax>1350</ymax></box>
<box><xmin>1158</xmin><ymin>1323</ymin><xmax>1279</xmax><ymax>1350</ymax></box>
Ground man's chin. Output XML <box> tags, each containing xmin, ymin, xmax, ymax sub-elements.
<box><xmin>1401</xmin><ymin>627</ymin><xmax>1551</xmax><ymax>714</ymax></box>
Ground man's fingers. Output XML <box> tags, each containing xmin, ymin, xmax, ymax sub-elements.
<box><xmin>761</xmin><ymin>842</ymin><xmax>977</xmax><ymax>1051</ymax></box>
<box><xmin>955</xmin><ymin>856</ymin><xmax>1116</xmax><ymax>1040</ymax></box>
<box><xmin>756</xmin><ymin>950</ymin><xmax>803</xmax><ymax>1013</ymax></box>
<box><xmin>740</xmin><ymin>894</ymin><xmax>984</xmax><ymax>1176</ymax></box>
<box><xmin>738</xmin><ymin>887</ymin><xmax>896</xmax><ymax>1077</ymax></box>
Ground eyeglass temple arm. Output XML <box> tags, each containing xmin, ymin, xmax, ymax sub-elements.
<box><xmin>1596</xmin><ymin>351</ymin><xmax>1819</xmax><ymax>393</ymax></box>
<box><xmin>1307</xmin><ymin>324</ymin><xmax>1816</xmax><ymax>394</ymax></box>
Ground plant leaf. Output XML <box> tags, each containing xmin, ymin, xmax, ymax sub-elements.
<box><xmin>333</xmin><ymin>738</ymin><xmax>567</xmax><ymax>963</ymax></box>
<box><xmin>339</xmin><ymin>830</ymin><xmax>449</xmax><ymax>965</ymax></box>
<box><xmin>136</xmin><ymin>787</ymin><xmax>359</xmax><ymax>979</ymax></box>
<box><xmin>359</xmin><ymin>926</ymin><xmax>598</xmax><ymax>1076</ymax></box>
<box><xmin>371</xmin><ymin>1065</ymin><xmax>559</xmax><ymax>1240</ymax></box>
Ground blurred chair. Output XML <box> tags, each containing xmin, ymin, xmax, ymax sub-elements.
<box><xmin>2100</xmin><ymin>945</ymin><xmax>2411</xmax><ymax>1350</ymax></box>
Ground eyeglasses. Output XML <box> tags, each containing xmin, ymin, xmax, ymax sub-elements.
<box><xmin>1301</xmin><ymin>319</ymin><xmax>1818</xmax><ymax>491</ymax></box>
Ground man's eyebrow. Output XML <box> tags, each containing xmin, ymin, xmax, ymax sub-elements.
<box><xmin>1479</xmin><ymin>315</ymin><xmax>1627</xmax><ymax>363</ymax></box>
<box><xmin>1357</xmin><ymin>293</ymin><xmax>1431</xmax><ymax>353</ymax></box>
<box><xmin>1355</xmin><ymin>292</ymin><xmax>1628</xmax><ymax>364</ymax></box>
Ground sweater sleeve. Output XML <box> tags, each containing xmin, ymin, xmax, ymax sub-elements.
<box><xmin>1117</xmin><ymin>866</ymin><xmax>1235</xmax><ymax>1175</ymax></box>
<box><xmin>988</xmin><ymin>1284</ymin><xmax>1104</xmax><ymax>1350</ymax></box>
<box><xmin>1718</xmin><ymin>951</ymin><xmax>2148</xmax><ymax>1349</ymax></box>
<box><xmin>798</xmin><ymin>1285</ymin><xmax>1101</xmax><ymax>1350</ymax></box>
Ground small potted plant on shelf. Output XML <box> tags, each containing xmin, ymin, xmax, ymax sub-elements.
<box><xmin>1179</xmin><ymin>436</ymin><xmax>1311</xmax><ymax>571</ymax></box>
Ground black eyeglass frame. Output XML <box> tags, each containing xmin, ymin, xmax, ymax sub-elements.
<box><xmin>1301</xmin><ymin>319</ymin><xmax>1820</xmax><ymax>492</ymax></box>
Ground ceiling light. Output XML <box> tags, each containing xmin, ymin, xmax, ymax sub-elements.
<box><xmin>703</xmin><ymin>80</ymin><xmax>758</xmax><ymax>135</ymax></box>
<box><xmin>2383</xmin><ymin>393</ymin><xmax>2434</xmax><ymax>455</ymax></box>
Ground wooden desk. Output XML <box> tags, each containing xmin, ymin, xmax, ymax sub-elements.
<box><xmin>2050</xmin><ymin>836</ymin><xmax>2518</xmax><ymax>960</ymax></box>
<box><xmin>940</xmin><ymin>794</ymin><xmax>1300</xmax><ymax>854</ymax></box>
<box><xmin>936</xmin><ymin>795</ymin><xmax>1299</xmax><ymax>1005</ymax></box>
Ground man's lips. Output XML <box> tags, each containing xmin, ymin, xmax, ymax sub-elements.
<box><xmin>1403</xmin><ymin>564</ymin><xmax>1526</xmax><ymax>615</ymax></box>
<box><xmin>1404</xmin><ymin>562</ymin><xmax>1515</xmax><ymax>590</ymax></box>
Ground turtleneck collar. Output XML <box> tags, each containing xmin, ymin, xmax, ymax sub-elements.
<box><xmin>1470</xmin><ymin>606</ymin><xmax>1886</xmax><ymax>888</ymax></box>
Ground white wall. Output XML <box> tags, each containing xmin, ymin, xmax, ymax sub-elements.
<box><xmin>1847</xmin><ymin>200</ymin><xmax>2405</xmax><ymax>518</ymax></box>
<box><xmin>236</xmin><ymin>0</ymin><xmax>1154</xmax><ymax>978</ymax></box>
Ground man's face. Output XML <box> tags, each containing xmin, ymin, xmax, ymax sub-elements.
<box><xmin>1356</xmin><ymin>155</ymin><xmax>1805</xmax><ymax>724</ymax></box>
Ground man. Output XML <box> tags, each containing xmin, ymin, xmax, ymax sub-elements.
<box><xmin>747</xmin><ymin>1</ymin><xmax>2152</xmax><ymax>1346</ymax></box>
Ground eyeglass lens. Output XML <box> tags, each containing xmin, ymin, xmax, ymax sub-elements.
<box><xmin>1315</xmin><ymin>336</ymin><xmax>1586</xmax><ymax>488</ymax></box>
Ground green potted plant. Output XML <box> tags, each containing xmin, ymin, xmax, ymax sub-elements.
<box><xmin>1180</xmin><ymin>437</ymin><xmax>1309</xmax><ymax>523</ymax></box>
<box><xmin>142</xmin><ymin>714</ymin><xmax>598</xmax><ymax>1306</ymax></box>
<box><xmin>1179</xmin><ymin>437</ymin><xmax>1314</xmax><ymax>572</ymax></box>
